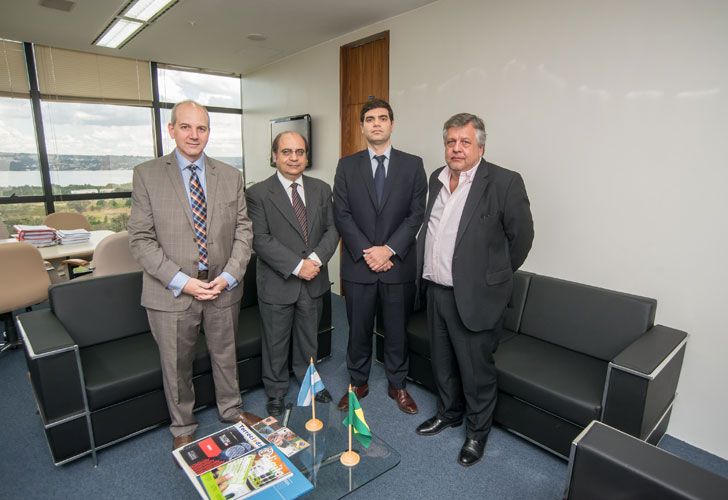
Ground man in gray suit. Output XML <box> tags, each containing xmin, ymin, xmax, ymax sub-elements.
<box><xmin>246</xmin><ymin>131</ymin><xmax>339</xmax><ymax>416</ymax></box>
<box><xmin>128</xmin><ymin>100</ymin><xmax>256</xmax><ymax>451</ymax></box>
<box><xmin>415</xmin><ymin>113</ymin><xmax>534</xmax><ymax>466</ymax></box>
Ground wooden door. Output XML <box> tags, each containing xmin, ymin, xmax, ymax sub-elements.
<box><xmin>340</xmin><ymin>32</ymin><xmax>389</xmax><ymax>157</ymax></box>
<box><xmin>339</xmin><ymin>32</ymin><xmax>389</xmax><ymax>294</ymax></box>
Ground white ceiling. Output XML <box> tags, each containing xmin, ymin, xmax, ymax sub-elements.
<box><xmin>0</xmin><ymin>0</ymin><xmax>437</xmax><ymax>75</ymax></box>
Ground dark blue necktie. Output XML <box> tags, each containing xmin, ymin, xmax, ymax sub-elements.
<box><xmin>374</xmin><ymin>155</ymin><xmax>386</xmax><ymax>206</ymax></box>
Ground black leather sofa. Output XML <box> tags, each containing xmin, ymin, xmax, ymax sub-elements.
<box><xmin>565</xmin><ymin>420</ymin><xmax>727</xmax><ymax>499</ymax></box>
<box><xmin>17</xmin><ymin>255</ymin><xmax>332</xmax><ymax>465</ymax></box>
<box><xmin>375</xmin><ymin>271</ymin><xmax>687</xmax><ymax>457</ymax></box>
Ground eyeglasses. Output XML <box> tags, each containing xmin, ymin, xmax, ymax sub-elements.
<box><xmin>280</xmin><ymin>148</ymin><xmax>306</xmax><ymax>157</ymax></box>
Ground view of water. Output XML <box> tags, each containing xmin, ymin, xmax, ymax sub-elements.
<box><xmin>0</xmin><ymin>170</ymin><xmax>133</xmax><ymax>187</ymax></box>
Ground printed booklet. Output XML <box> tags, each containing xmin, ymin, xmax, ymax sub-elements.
<box><xmin>173</xmin><ymin>422</ymin><xmax>312</xmax><ymax>499</ymax></box>
<box><xmin>251</xmin><ymin>416</ymin><xmax>310</xmax><ymax>457</ymax></box>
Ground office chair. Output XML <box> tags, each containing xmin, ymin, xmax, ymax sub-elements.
<box><xmin>0</xmin><ymin>242</ymin><xmax>51</xmax><ymax>354</ymax></box>
<box><xmin>43</xmin><ymin>212</ymin><xmax>91</xmax><ymax>231</ymax></box>
<box><xmin>44</xmin><ymin>212</ymin><xmax>93</xmax><ymax>278</ymax></box>
<box><xmin>85</xmin><ymin>230</ymin><xmax>141</xmax><ymax>277</ymax></box>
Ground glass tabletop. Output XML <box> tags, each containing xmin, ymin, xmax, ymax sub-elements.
<box><xmin>284</xmin><ymin>403</ymin><xmax>400</xmax><ymax>499</ymax></box>
<box><xmin>189</xmin><ymin>404</ymin><xmax>400</xmax><ymax>499</ymax></box>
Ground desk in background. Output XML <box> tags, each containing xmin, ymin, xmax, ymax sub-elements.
<box><xmin>1</xmin><ymin>230</ymin><xmax>114</xmax><ymax>282</ymax></box>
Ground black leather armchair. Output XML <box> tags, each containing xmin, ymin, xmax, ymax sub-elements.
<box><xmin>375</xmin><ymin>271</ymin><xmax>687</xmax><ymax>457</ymax></box>
<box><xmin>18</xmin><ymin>255</ymin><xmax>333</xmax><ymax>465</ymax></box>
<box><xmin>565</xmin><ymin>421</ymin><xmax>727</xmax><ymax>499</ymax></box>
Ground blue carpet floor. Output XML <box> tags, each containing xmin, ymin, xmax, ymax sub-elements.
<box><xmin>1</xmin><ymin>294</ymin><xmax>726</xmax><ymax>499</ymax></box>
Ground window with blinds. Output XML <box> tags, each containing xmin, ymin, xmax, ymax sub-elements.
<box><xmin>0</xmin><ymin>39</ymin><xmax>29</xmax><ymax>97</ymax></box>
<box><xmin>34</xmin><ymin>45</ymin><xmax>152</xmax><ymax>105</ymax></box>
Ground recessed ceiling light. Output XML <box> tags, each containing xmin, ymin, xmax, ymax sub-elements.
<box><xmin>93</xmin><ymin>0</ymin><xmax>178</xmax><ymax>49</ymax></box>
<box><xmin>96</xmin><ymin>19</ymin><xmax>144</xmax><ymax>48</ymax></box>
<box><xmin>246</xmin><ymin>33</ymin><xmax>267</xmax><ymax>42</ymax></box>
<box><xmin>124</xmin><ymin>0</ymin><xmax>176</xmax><ymax>22</ymax></box>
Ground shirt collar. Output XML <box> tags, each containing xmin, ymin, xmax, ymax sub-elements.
<box><xmin>368</xmin><ymin>145</ymin><xmax>392</xmax><ymax>161</ymax></box>
<box><xmin>276</xmin><ymin>170</ymin><xmax>302</xmax><ymax>190</ymax></box>
<box><xmin>175</xmin><ymin>149</ymin><xmax>206</xmax><ymax>173</ymax></box>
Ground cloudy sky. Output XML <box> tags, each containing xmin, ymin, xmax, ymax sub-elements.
<box><xmin>0</xmin><ymin>69</ymin><xmax>242</xmax><ymax>159</ymax></box>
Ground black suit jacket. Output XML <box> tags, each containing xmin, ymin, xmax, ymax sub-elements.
<box><xmin>246</xmin><ymin>174</ymin><xmax>339</xmax><ymax>304</ymax></box>
<box><xmin>334</xmin><ymin>148</ymin><xmax>427</xmax><ymax>284</ymax></box>
<box><xmin>419</xmin><ymin>159</ymin><xmax>534</xmax><ymax>331</ymax></box>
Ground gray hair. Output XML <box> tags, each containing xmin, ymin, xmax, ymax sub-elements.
<box><xmin>170</xmin><ymin>99</ymin><xmax>210</xmax><ymax>127</ymax></box>
<box><xmin>442</xmin><ymin>113</ymin><xmax>487</xmax><ymax>147</ymax></box>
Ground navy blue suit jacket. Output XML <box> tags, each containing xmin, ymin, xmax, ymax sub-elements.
<box><xmin>334</xmin><ymin>148</ymin><xmax>427</xmax><ymax>284</ymax></box>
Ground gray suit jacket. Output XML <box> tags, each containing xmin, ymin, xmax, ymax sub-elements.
<box><xmin>128</xmin><ymin>152</ymin><xmax>253</xmax><ymax>312</ymax></box>
<box><xmin>419</xmin><ymin>159</ymin><xmax>534</xmax><ymax>331</ymax></box>
<box><xmin>245</xmin><ymin>173</ymin><xmax>339</xmax><ymax>305</ymax></box>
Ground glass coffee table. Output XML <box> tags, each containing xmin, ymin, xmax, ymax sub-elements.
<box><xmin>187</xmin><ymin>403</ymin><xmax>400</xmax><ymax>499</ymax></box>
<box><xmin>283</xmin><ymin>403</ymin><xmax>400</xmax><ymax>499</ymax></box>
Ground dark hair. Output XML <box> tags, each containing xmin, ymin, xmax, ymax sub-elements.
<box><xmin>360</xmin><ymin>98</ymin><xmax>394</xmax><ymax>123</ymax></box>
<box><xmin>442</xmin><ymin>113</ymin><xmax>487</xmax><ymax>147</ymax></box>
<box><xmin>270</xmin><ymin>131</ymin><xmax>309</xmax><ymax>166</ymax></box>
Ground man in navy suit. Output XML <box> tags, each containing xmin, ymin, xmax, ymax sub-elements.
<box><xmin>333</xmin><ymin>98</ymin><xmax>427</xmax><ymax>414</ymax></box>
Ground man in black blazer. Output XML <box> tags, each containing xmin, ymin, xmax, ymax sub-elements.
<box><xmin>246</xmin><ymin>132</ymin><xmax>339</xmax><ymax>416</ymax></box>
<box><xmin>333</xmin><ymin>98</ymin><xmax>427</xmax><ymax>414</ymax></box>
<box><xmin>415</xmin><ymin>113</ymin><xmax>534</xmax><ymax>466</ymax></box>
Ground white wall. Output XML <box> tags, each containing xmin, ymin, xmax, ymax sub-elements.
<box><xmin>243</xmin><ymin>0</ymin><xmax>728</xmax><ymax>458</ymax></box>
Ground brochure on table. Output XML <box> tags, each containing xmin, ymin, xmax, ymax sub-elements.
<box><xmin>172</xmin><ymin>422</ymin><xmax>313</xmax><ymax>499</ymax></box>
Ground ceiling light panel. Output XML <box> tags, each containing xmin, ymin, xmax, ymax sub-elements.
<box><xmin>96</xmin><ymin>19</ymin><xmax>143</xmax><ymax>48</ymax></box>
<box><xmin>123</xmin><ymin>0</ymin><xmax>176</xmax><ymax>22</ymax></box>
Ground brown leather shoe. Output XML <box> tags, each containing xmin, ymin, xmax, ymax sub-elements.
<box><xmin>172</xmin><ymin>434</ymin><xmax>194</xmax><ymax>450</ymax></box>
<box><xmin>337</xmin><ymin>384</ymin><xmax>369</xmax><ymax>411</ymax></box>
<box><xmin>388</xmin><ymin>386</ymin><xmax>418</xmax><ymax>414</ymax></box>
<box><xmin>222</xmin><ymin>410</ymin><xmax>263</xmax><ymax>426</ymax></box>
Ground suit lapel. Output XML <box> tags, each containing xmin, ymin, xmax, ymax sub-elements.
<box><xmin>268</xmin><ymin>175</ymin><xmax>306</xmax><ymax>241</ymax></box>
<box><xmin>204</xmin><ymin>155</ymin><xmax>218</xmax><ymax>230</ymax></box>
<box><xmin>356</xmin><ymin>150</ymin><xmax>378</xmax><ymax>210</ymax></box>
<box><xmin>455</xmin><ymin>160</ymin><xmax>489</xmax><ymax>250</ymax></box>
<box><xmin>302</xmin><ymin>175</ymin><xmax>320</xmax><ymax>233</ymax></box>
<box><xmin>165</xmin><ymin>153</ymin><xmax>195</xmax><ymax>229</ymax></box>
<box><xmin>425</xmin><ymin>168</ymin><xmax>444</xmax><ymax>221</ymax></box>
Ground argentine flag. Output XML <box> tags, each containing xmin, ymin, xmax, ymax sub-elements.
<box><xmin>297</xmin><ymin>363</ymin><xmax>325</xmax><ymax>406</ymax></box>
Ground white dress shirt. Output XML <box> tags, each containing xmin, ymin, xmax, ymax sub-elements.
<box><xmin>422</xmin><ymin>163</ymin><xmax>479</xmax><ymax>286</ymax></box>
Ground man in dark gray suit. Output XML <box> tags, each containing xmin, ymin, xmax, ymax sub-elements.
<box><xmin>246</xmin><ymin>131</ymin><xmax>339</xmax><ymax>416</ymax></box>
<box><xmin>415</xmin><ymin>113</ymin><xmax>534</xmax><ymax>466</ymax></box>
<box><xmin>333</xmin><ymin>98</ymin><xmax>427</xmax><ymax>414</ymax></box>
<box><xmin>129</xmin><ymin>100</ymin><xmax>257</xmax><ymax>451</ymax></box>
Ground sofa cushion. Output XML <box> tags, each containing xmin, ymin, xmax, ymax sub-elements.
<box><xmin>50</xmin><ymin>271</ymin><xmax>149</xmax><ymax>349</ymax></box>
<box><xmin>81</xmin><ymin>332</ymin><xmax>162</xmax><ymax>411</ymax></box>
<box><xmin>495</xmin><ymin>334</ymin><xmax>607</xmax><ymax>426</ymax></box>
<box><xmin>519</xmin><ymin>275</ymin><xmax>656</xmax><ymax>360</ymax></box>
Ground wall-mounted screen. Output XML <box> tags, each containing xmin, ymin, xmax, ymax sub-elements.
<box><xmin>270</xmin><ymin>114</ymin><xmax>312</xmax><ymax>168</ymax></box>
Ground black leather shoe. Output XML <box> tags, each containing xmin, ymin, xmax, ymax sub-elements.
<box><xmin>458</xmin><ymin>437</ymin><xmax>487</xmax><ymax>467</ymax></box>
<box><xmin>416</xmin><ymin>415</ymin><xmax>463</xmax><ymax>436</ymax></box>
<box><xmin>266</xmin><ymin>397</ymin><xmax>285</xmax><ymax>417</ymax></box>
<box><xmin>314</xmin><ymin>388</ymin><xmax>332</xmax><ymax>403</ymax></box>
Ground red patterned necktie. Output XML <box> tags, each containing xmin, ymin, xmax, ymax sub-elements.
<box><xmin>291</xmin><ymin>182</ymin><xmax>309</xmax><ymax>244</ymax></box>
<box><xmin>188</xmin><ymin>165</ymin><xmax>208</xmax><ymax>267</ymax></box>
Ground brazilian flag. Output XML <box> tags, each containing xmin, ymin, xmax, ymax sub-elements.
<box><xmin>342</xmin><ymin>391</ymin><xmax>371</xmax><ymax>448</ymax></box>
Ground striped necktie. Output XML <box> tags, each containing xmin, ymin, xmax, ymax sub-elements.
<box><xmin>291</xmin><ymin>182</ymin><xmax>309</xmax><ymax>244</ymax></box>
<box><xmin>187</xmin><ymin>165</ymin><xmax>208</xmax><ymax>268</ymax></box>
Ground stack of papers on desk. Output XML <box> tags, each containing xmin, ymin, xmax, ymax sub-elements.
<box><xmin>56</xmin><ymin>229</ymin><xmax>91</xmax><ymax>245</ymax></box>
<box><xmin>13</xmin><ymin>225</ymin><xmax>57</xmax><ymax>247</ymax></box>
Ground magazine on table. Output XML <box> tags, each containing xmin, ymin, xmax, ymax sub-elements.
<box><xmin>251</xmin><ymin>416</ymin><xmax>310</xmax><ymax>457</ymax></box>
<box><xmin>173</xmin><ymin>422</ymin><xmax>312</xmax><ymax>499</ymax></box>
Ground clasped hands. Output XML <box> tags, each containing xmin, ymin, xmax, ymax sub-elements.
<box><xmin>363</xmin><ymin>245</ymin><xmax>393</xmax><ymax>273</ymax></box>
<box><xmin>298</xmin><ymin>259</ymin><xmax>321</xmax><ymax>281</ymax></box>
<box><xmin>182</xmin><ymin>276</ymin><xmax>228</xmax><ymax>301</ymax></box>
